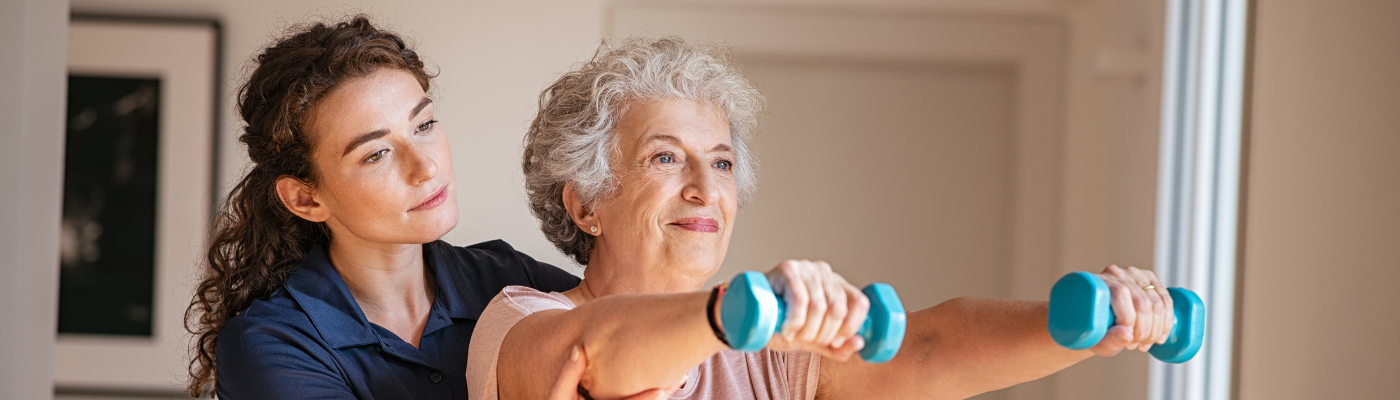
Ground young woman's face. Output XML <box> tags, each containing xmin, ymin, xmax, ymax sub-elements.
<box><xmin>299</xmin><ymin>68</ymin><xmax>458</xmax><ymax>246</ymax></box>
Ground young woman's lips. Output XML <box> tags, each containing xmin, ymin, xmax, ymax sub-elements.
<box><xmin>670</xmin><ymin>217</ymin><xmax>719</xmax><ymax>233</ymax></box>
<box><xmin>410</xmin><ymin>186</ymin><xmax>448</xmax><ymax>212</ymax></box>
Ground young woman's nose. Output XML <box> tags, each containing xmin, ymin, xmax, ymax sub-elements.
<box><xmin>403</xmin><ymin>144</ymin><xmax>438</xmax><ymax>185</ymax></box>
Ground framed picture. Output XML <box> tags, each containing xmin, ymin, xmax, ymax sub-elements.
<box><xmin>55</xmin><ymin>14</ymin><xmax>220</xmax><ymax>395</ymax></box>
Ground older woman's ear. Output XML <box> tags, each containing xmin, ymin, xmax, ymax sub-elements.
<box><xmin>562</xmin><ymin>181</ymin><xmax>601</xmax><ymax>236</ymax></box>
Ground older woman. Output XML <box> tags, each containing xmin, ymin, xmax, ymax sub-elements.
<box><xmin>467</xmin><ymin>37</ymin><xmax>1174</xmax><ymax>400</ymax></box>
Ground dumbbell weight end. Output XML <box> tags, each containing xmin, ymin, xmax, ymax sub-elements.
<box><xmin>1047</xmin><ymin>271</ymin><xmax>1205</xmax><ymax>363</ymax></box>
<box><xmin>721</xmin><ymin>271</ymin><xmax>907</xmax><ymax>363</ymax></box>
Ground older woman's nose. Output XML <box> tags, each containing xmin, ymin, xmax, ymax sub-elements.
<box><xmin>681</xmin><ymin>162</ymin><xmax>723</xmax><ymax>205</ymax></box>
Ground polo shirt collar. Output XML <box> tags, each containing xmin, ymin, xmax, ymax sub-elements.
<box><xmin>422</xmin><ymin>241</ymin><xmax>474</xmax><ymax>321</ymax></box>
<box><xmin>282</xmin><ymin>241</ymin><xmax>463</xmax><ymax>349</ymax></box>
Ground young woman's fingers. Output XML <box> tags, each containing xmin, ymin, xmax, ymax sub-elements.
<box><xmin>548</xmin><ymin>346</ymin><xmax>587</xmax><ymax>400</ymax></box>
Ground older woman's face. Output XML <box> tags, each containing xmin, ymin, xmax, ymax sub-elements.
<box><xmin>592</xmin><ymin>99</ymin><xmax>739</xmax><ymax>279</ymax></box>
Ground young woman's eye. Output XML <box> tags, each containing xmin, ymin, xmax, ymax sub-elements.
<box><xmin>366</xmin><ymin>149</ymin><xmax>389</xmax><ymax>163</ymax></box>
<box><xmin>415</xmin><ymin>119</ymin><xmax>437</xmax><ymax>134</ymax></box>
<box><xmin>715</xmin><ymin>160</ymin><xmax>732</xmax><ymax>170</ymax></box>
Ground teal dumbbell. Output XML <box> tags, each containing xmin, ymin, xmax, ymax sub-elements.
<box><xmin>1047</xmin><ymin>271</ymin><xmax>1206</xmax><ymax>363</ymax></box>
<box><xmin>719</xmin><ymin>271</ymin><xmax>907</xmax><ymax>363</ymax></box>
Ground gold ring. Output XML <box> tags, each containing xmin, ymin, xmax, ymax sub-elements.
<box><xmin>1142</xmin><ymin>285</ymin><xmax>1156</xmax><ymax>291</ymax></box>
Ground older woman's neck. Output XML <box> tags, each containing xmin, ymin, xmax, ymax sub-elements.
<box><xmin>577</xmin><ymin>259</ymin><xmax>711</xmax><ymax>299</ymax></box>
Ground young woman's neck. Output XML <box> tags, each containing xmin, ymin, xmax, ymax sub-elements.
<box><xmin>325</xmin><ymin>232</ymin><xmax>435</xmax><ymax>347</ymax></box>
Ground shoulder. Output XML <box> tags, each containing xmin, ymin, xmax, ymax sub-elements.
<box><xmin>217</xmin><ymin>291</ymin><xmax>336</xmax><ymax>368</ymax></box>
<box><xmin>466</xmin><ymin>286</ymin><xmax>575</xmax><ymax>400</ymax></box>
<box><xmin>216</xmin><ymin>292</ymin><xmax>351</xmax><ymax>397</ymax></box>
<box><xmin>433</xmin><ymin>240</ymin><xmax>580</xmax><ymax>292</ymax></box>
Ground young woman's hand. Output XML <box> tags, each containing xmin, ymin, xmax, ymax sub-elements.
<box><xmin>550</xmin><ymin>346</ymin><xmax>678</xmax><ymax>400</ymax></box>
<box><xmin>763</xmin><ymin>260</ymin><xmax>871</xmax><ymax>361</ymax></box>
<box><xmin>1089</xmin><ymin>265</ymin><xmax>1176</xmax><ymax>356</ymax></box>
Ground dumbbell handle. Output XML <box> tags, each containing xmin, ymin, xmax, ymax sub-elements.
<box><xmin>720</xmin><ymin>271</ymin><xmax>906</xmax><ymax>363</ymax></box>
<box><xmin>1047</xmin><ymin>271</ymin><xmax>1205</xmax><ymax>363</ymax></box>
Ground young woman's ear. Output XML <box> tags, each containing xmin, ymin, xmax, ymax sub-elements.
<box><xmin>275</xmin><ymin>176</ymin><xmax>330</xmax><ymax>222</ymax></box>
<box><xmin>562</xmin><ymin>182</ymin><xmax>600</xmax><ymax>236</ymax></box>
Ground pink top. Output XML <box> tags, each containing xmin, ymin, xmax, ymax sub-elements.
<box><xmin>467</xmin><ymin>286</ymin><xmax>821</xmax><ymax>400</ymax></box>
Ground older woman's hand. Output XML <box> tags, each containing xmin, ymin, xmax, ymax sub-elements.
<box><xmin>762</xmin><ymin>260</ymin><xmax>871</xmax><ymax>361</ymax></box>
<box><xmin>1089</xmin><ymin>265</ymin><xmax>1176</xmax><ymax>356</ymax></box>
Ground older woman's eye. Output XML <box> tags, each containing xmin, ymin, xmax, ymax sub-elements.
<box><xmin>715</xmin><ymin>160</ymin><xmax>732</xmax><ymax>170</ymax></box>
<box><xmin>657</xmin><ymin>154</ymin><xmax>675</xmax><ymax>164</ymax></box>
<box><xmin>415</xmin><ymin>119</ymin><xmax>437</xmax><ymax>134</ymax></box>
<box><xmin>366</xmin><ymin>149</ymin><xmax>389</xmax><ymax>163</ymax></box>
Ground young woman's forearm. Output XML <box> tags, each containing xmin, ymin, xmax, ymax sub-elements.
<box><xmin>498</xmin><ymin>291</ymin><xmax>727</xmax><ymax>399</ymax></box>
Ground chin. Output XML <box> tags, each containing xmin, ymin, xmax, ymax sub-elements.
<box><xmin>409</xmin><ymin>208</ymin><xmax>459</xmax><ymax>243</ymax></box>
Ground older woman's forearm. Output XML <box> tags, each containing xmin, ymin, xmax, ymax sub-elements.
<box><xmin>575</xmin><ymin>292</ymin><xmax>728</xmax><ymax>395</ymax></box>
<box><xmin>819</xmin><ymin>297</ymin><xmax>1091</xmax><ymax>399</ymax></box>
<box><xmin>498</xmin><ymin>292</ymin><xmax>726</xmax><ymax>399</ymax></box>
<box><xmin>913</xmin><ymin>297</ymin><xmax>1091</xmax><ymax>394</ymax></box>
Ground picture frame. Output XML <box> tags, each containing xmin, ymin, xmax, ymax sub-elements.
<box><xmin>55</xmin><ymin>14</ymin><xmax>221</xmax><ymax>395</ymax></box>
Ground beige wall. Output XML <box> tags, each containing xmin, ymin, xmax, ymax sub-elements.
<box><xmin>1238</xmin><ymin>0</ymin><xmax>1400</xmax><ymax>398</ymax></box>
<box><xmin>52</xmin><ymin>0</ymin><xmax>1162</xmax><ymax>399</ymax></box>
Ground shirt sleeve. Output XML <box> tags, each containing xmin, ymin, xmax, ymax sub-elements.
<box><xmin>215</xmin><ymin>316</ymin><xmax>355</xmax><ymax>400</ymax></box>
<box><xmin>782</xmin><ymin>351</ymin><xmax>821</xmax><ymax>400</ymax></box>
<box><xmin>467</xmin><ymin>286</ymin><xmax>575</xmax><ymax>400</ymax></box>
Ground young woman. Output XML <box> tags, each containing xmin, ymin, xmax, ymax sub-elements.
<box><xmin>182</xmin><ymin>16</ymin><xmax>660</xmax><ymax>399</ymax></box>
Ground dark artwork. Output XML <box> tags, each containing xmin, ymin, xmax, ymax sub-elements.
<box><xmin>58</xmin><ymin>76</ymin><xmax>160</xmax><ymax>337</ymax></box>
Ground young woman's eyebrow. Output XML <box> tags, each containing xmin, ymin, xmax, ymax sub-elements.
<box><xmin>343</xmin><ymin>129</ymin><xmax>389</xmax><ymax>157</ymax></box>
<box><xmin>341</xmin><ymin>97</ymin><xmax>433</xmax><ymax>157</ymax></box>
<box><xmin>410</xmin><ymin>97</ymin><xmax>432</xmax><ymax>119</ymax></box>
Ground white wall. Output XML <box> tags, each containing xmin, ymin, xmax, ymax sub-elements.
<box><xmin>0</xmin><ymin>0</ymin><xmax>69</xmax><ymax>399</ymax></box>
<box><xmin>59</xmin><ymin>0</ymin><xmax>1163</xmax><ymax>399</ymax></box>
<box><xmin>1238</xmin><ymin>1</ymin><xmax>1400</xmax><ymax>398</ymax></box>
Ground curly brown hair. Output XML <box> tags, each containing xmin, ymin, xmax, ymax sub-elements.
<box><xmin>183</xmin><ymin>15</ymin><xmax>433</xmax><ymax>397</ymax></box>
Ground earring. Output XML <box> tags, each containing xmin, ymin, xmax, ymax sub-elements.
<box><xmin>590</xmin><ymin>226</ymin><xmax>599</xmax><ymax>234</ymax></box>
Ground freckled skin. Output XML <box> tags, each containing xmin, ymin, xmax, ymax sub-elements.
<box><xmin>301</xmin><ymin>68</ymin><xmax>459</xmax><ymax>247</ymax></box>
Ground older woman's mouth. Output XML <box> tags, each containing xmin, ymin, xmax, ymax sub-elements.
<box><xmin>411</xmin><ymin>185</ymin><xmax>449</xmax><ymax>212</ymax></box>
<box><xmin>670</xmin><ymin>217</ymin><xmax>720</xmax><ymax>233</ymax></box>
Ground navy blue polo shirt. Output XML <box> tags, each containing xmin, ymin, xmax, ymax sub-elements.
<box><xmin>215</xmin><ymin>239</ymin><xmax>580</xmax><ymax>399</ymax></box>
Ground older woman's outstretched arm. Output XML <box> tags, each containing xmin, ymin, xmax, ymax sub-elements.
<box><xmin>480</xmin><ymin>261</ymin><xmax>867</xmax><ymax>400</ymax></box>
<box><xmin>815</xmin><ymin>265</ymin><xmax>1174</xmax><ymax>400</ymax></box>
<box><xmin>493</xmin><ymin>291</ymin><xmax>723</xmax><ymax>400</ymax></box>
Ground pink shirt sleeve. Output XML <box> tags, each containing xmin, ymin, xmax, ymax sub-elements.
<box><xmin>466</xmin><ymin>286</ymin><xmax>576</xmax><ymax>400</ymax></box>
